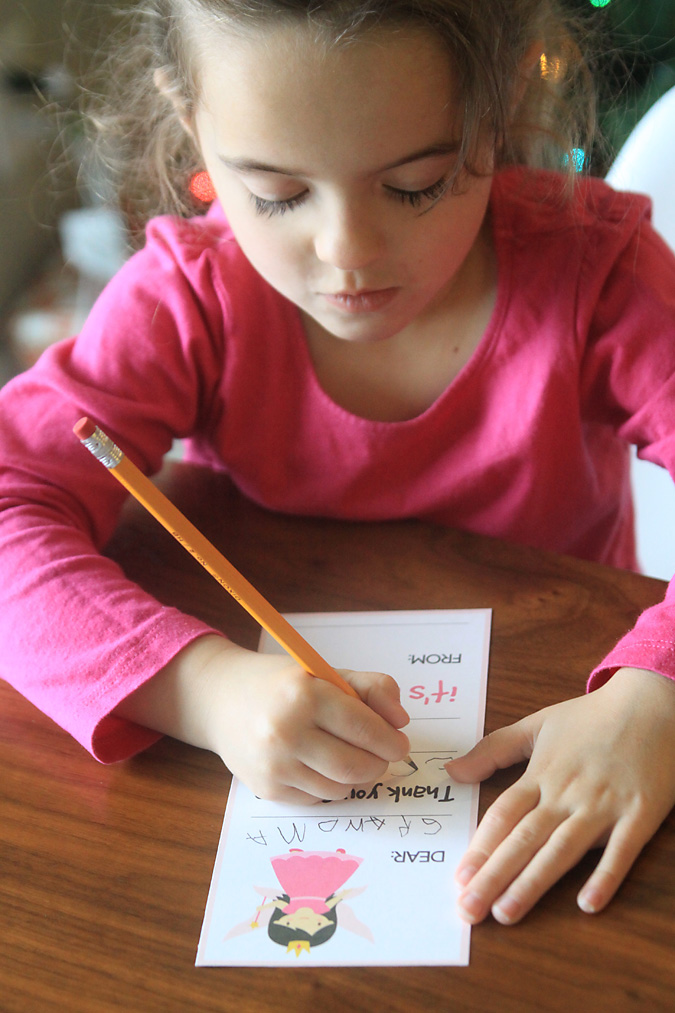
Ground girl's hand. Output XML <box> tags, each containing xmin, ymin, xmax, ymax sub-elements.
<box><xmin>117</xmin><ymin>634</ymin><xmax>410</xmax><ymax>804</ymax></box>
<box><xmin>445</xmin><ymin>667</ymin><xmax>675</xmax><ymax>925</ymax></box>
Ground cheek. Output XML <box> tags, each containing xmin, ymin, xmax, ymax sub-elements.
<box><xmin>432</xmin><ymin>192</ymin><xmax>490</xmax><ymax>255</ymax></box>
<box><xmin>220</xmin><ymin>205</ymin><xmax>280</xmax><ymax>261</ymax></box>
<box><xmin>229</xmin><ymin>219</ymin><xmax>307</xmax><ymax>292</ymax></box>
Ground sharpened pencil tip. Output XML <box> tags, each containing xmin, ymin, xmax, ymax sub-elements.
<box><xmin>387</xmin><ymin>755</ymin><xmax>418</xmax><ymax>778</ymax></box>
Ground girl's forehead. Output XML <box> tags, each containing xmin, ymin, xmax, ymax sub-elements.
<box><xmin>193</xmin><ymin>21</ymin><xmax>461</xmax><ymax>163</ymax></box>
<box><xmin>194</xmin><ymin>18</ymin><xmax>455</xmax><ymax>101</ymax></box>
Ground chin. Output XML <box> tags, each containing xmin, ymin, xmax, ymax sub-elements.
<box><xmin>315</xmin><ymin>313</ymin><xmax>409</xmax><ymax>344</ymax></box>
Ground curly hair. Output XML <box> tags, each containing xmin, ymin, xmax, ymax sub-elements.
<box><xmin>82</xmin><ymin>0</ymin><xmax>599</xmax><ymax>235</ymax></box>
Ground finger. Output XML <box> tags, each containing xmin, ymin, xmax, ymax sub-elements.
<box><xmin>340</xmin><ymin>669</ymin><xmax>410</xmax><ymax>728</ymax></box>
<box><xmin>315</xmin><ymin>683</ymin><xmax>410</xmax><ymax>762</ymax></box>
<box><xmin>488</xmin><ymin>812</ymin><xmax>608</xmax><ymax>925</ymax></box>
<box><xmin>256</xmin><ymin>784</ymin><xmax>323</xmax><ymax>806</ymax></box>
<box><xmin>241</xmin><ymin>752</ymin><xmax>359</xmax><ymax>806</ymax></box>
<box><xmin>445</xmin><ymin>717</ymin><xmax>540</xmax><ymax>783</ymax></box>
<box><xmin>296</xmin><ymin>725</ymin><xmax>392</xmax><ymax>787</ymax></box>
<box><xmin>287</xmin><ymin>759</ymin><xmax>359</xmax><ymax>803</ymax></box>
<box><xmin>241</xmin><ymin>766</ymin><xmax>329</xmax><ymax>807</ymax></box>
<box><xmin>455</xmin><ymin>780</ymin><xmax>540</xmax><ymax>889</ymax></box>
<box><xmin>577</xmin><ymin>816</ymin><xmax>648</xmax><ymax>915</ymax></box>
<box><xmin>457</xmin><ymin>797</ymin><xmax>560</xmax><ymax>923</ymax></box>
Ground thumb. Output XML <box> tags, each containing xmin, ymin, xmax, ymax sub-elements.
<box><xmin>445</xmin><ymin>715</ymin><xmax>539</xmax><ymax>783</ymax></box>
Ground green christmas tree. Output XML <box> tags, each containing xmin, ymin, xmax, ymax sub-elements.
<box><xmin>566</xmin><ymin>0</ymin><xmax>675</xmax><ymax>168</ymax></box>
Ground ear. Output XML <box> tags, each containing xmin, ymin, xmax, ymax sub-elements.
<box><xmin>154</xmin><ymin>67</ymin><xmax>195</xmax><ymax>138</ymax></box>
<box><xmin>512</xmin><ymin>40</ymin><xmax>546</xmax><ymax>111</ymax></box>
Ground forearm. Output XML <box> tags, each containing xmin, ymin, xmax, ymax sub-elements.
<box><xmin>0</xmin><ymin>497</ymin><xmax>219</xmax><ymax>761</ymax></box>
<box><xmin>112</xmin><ymin>634</ymin><xmax>244</xmax><ymax>752</ymax></box>
<box><xmin>589</xmin><ymin>586</ymin><xmax>675</xmax><ymax>693</ymax></box>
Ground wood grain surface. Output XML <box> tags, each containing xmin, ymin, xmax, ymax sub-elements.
<box><xmin>1</xmin><ymin>464</ymin><xmax>673</xmax><ymax>1012</ymax></box>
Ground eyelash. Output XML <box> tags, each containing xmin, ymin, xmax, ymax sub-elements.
<box><xmin>250</xmin><ymin>193</ymin><xmax>306</xmax><ymax>218</ymax></box>
<box><xmin>250</xmin><ymin>175</ymin><xmax>449</xmax><ymax>218</ymax></box>
<box><xmin>389</xmin><ymin>175</ymin><xmax>449</xmax><ymax>208</ymax></box>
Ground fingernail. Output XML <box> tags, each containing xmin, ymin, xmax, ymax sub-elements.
<box><xmin>578</xmin><ymin>888</ymin><xmax>601</xmax><ymax>914</ymax></box>
<box><xmin>493</xmin><ymin>894</ymin><xmax>521</xmax><ymax>924</ymax></box>
<box><xmin>455</xmin><ymin>865</ymin><xmax>476</xmax><ymax>887</ymax></box>
<box><xmin>458</xmin><ymin>891</ymin><xmax>484</xmax><ymax>920</ymax></box>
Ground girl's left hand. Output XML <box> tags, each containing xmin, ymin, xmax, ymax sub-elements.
<box><xmin>445</xmin><ymin>666</ymin><xmax>675</xmax><ymax>925</ymax></box>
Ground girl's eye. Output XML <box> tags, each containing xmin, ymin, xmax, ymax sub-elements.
<box><xmin>249</xmin><ymin>174</ymin><xmax>449</xmax><ymax>218</ymax></box>
<box><xmin>250</xmin><ymin>191</ymin><xmax>308</xmax><ymax>218</ymax></box>
<box><xmin>386</xmin><ymin>175</ymin><xmax>449</xmax><ymax>209</ymax></box>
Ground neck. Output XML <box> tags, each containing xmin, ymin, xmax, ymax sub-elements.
<box><xmin>302</xmin><ymin>218</ymin><xmax>497</xmax><ymax>422</ymax></box>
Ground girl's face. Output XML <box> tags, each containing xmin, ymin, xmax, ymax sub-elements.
<box><xmin>276</xmin><ymin>907</ymin><xmax>332</xmax><ymax>935</ymax></box>
<box><xmin>192</xmin><ymin>22</ymin><xmax>493</xmax><ymax>344</ymax></box>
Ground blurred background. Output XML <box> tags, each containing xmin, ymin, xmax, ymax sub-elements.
<box><xmin>0</xmin><ymin>0</ymin><xmax>136</xmax><ymax>380</ymax></box>
<box><xmin>1</xmin><ymin>0</ymin><xmax>674</xmax><ymax>574</ymax></box>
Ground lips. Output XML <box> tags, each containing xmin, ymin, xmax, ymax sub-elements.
<box><xmin>320</xmin><ymin>287</ymin><xmax>398</xmax><ymax>313</ymax></box>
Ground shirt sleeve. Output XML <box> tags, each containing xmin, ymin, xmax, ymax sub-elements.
<box><xmin>0</xmin><ymin>217</ymin><xmax>228</xmax><ymax>761</ymax></box>
<box><xmin>577</xmin><ymin>203</ymin><xmax>675</xmax><ymax>690</ymax></box>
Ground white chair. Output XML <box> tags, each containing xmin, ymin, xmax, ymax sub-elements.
<box><xmin>606</xmin><ymin>85</ymin><xmax>675</xmax><ymax>580</ymax></box>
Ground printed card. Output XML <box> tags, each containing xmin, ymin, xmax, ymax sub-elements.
<box><xmin>197</xmin><ymin>609</ymin><xmax>491</xmax><ymax>967</ymax></box>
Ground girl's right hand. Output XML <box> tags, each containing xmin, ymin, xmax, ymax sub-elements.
<box><xmin>116</xmin><ymin>634</ymin><xmax>411</xmax><ymax>804</ymax></box>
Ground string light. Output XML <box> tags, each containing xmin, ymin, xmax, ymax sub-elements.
<box><xmin>540</xmin><ymin>53</ymin><xmax>564</xmax><ymax>80</ymax></box>
<box><xmin>563</xmin><ymin>148</ymin><xmax>586</xmax><ymax>172</ymax></box>
<box><xmin>189</xmin><ymin>170</ymin><xmax>216</xmax><ymax>203</ymax></box>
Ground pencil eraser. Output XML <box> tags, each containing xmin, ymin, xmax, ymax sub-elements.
<box><xmin>73</xmin><ymin>417</ymin><xmax>96</xmax><ymax>440</ymax></box>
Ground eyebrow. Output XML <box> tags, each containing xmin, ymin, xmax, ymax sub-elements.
<box><xmin>218</xmin><ymin>142</ymin><xmax>461</xmax><ymax>177</ymax></box>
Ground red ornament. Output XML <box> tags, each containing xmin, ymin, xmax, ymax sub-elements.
<box><xmin>189</xmin><ymin>170</ymin><xmax>216</xmax><ymax>203</ymax></box>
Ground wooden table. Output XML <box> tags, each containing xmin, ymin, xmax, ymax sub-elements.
<box><xmin>1</xmin><ymin>465</ymin><xmax>673</xmax><ymax>1012</ymax></box>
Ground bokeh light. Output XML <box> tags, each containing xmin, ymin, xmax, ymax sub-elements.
<box><xmin>563</xmin><ymin>148</ymin><xmax>586</xmax><ymax>172</ymax></box>
<box><xmin>189</xmin><ymin>171</ymin><xmax>216</xmax><ymax>203</ymax></box>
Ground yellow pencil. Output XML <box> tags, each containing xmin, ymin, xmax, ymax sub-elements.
<box><xmin>73</xmin><ymin>417</ymin><xmax>360</xmax><ymax>698</ymax></box>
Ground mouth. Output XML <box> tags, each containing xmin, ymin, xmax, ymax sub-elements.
<box><xmin>320</xmin><ymin>287</ymin><xmax>398</xmax><ymax>314</ymax></box>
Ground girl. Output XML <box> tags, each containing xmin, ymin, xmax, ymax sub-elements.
<box><xmin>1</xmin><ymin>0</ymin><xmax>674</xmax><ymax>929</ymax></box>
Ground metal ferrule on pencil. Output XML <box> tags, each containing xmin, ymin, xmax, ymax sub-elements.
<box><xmin>80</xmin><ymin>427</ymin><xmax>124</xmax><ymax>469</ymax></box>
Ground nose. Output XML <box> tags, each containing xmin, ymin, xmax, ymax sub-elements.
<box><xmin>313</xmin><ymin>200</ymin><xmax>383</xmax><ymax>271</ymax></box>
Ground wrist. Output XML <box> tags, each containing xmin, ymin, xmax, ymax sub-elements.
<box><xmin>601</xmin><ymin>665</ymin><xmax>675</xmax><ymax>714</ymax></box>
<box><xmin>113</xmin><ymin>634</ymin><xmax>246</xmax><ymax>751</ymax></box>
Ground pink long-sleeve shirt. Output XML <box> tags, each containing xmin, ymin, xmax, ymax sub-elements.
<box><xmin>2</xmin><ymin>168</ymin><xmax>675</xmax><ymax>762</ymax></box>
